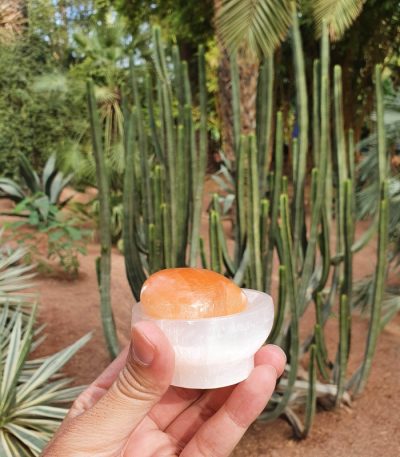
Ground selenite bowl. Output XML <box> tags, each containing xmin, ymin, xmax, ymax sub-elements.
<box><xmin>131</xmin><ymin>288</ymin><xmax>274</xmax><ymax>389</ymax></box>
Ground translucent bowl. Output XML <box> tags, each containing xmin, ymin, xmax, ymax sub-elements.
<box><xmin>131</xmin><ymin>288</ymin><xmax>274</xmax><ymax>389</ymax></box>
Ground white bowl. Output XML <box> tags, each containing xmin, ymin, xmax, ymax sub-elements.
<box><xmin>131</xmin><ymin>288</ymin><xmax>274</xmax><ymax>389</ymax></box>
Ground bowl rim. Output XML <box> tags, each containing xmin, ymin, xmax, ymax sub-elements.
<box><xmin>132</xmin><ymin>288</ymin><xmax>274</xmax><ymax>324</ymax></box>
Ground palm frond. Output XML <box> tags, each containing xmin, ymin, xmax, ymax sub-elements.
<box><xmin>216</xmin><ymin>0</ymin><xmax>292</xmax><ymax>57</ymax></box>
<box><xmin>312</xmin><ymin>0</ymin><xmax>366</xmax><ymax>40</ymax></box>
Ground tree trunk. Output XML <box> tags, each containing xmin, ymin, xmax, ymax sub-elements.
<box><xmin>214</xmin><ymin>0</ymin><xmax>259</xmax><ymax>160</ymax></box>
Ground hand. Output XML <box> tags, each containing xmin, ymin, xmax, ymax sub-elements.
<box><xmin>43</xmin><ymin>321</ymin><xmax>286</xmax><ymax>456</ymax></box>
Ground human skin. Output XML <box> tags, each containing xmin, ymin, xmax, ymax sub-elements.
<box><xmin>43</xmin><ymin>321</ymin><xmax>286</xmax><ymax>457</ymax></box>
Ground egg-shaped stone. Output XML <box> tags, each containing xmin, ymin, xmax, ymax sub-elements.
<box><xmin>140</xmin><ymin>268</ymin><xmax>247</xmax><ymax>319</ymax></box>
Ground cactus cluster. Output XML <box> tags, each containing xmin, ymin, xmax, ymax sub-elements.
<box><xmin>88</xmin><ymin>12</ymin><xmax>390</xmax><ymax>437</ymax></box>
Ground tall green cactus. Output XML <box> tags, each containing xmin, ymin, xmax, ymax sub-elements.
<box><xmin>88</xmin><ymin>17</ymin><xmax>390</xmax><ymax>438</ymax></box>
<box><xmin>87</xmin><ymin>81</ymin><xmax>119</xmax><ymax>358</ymax></box>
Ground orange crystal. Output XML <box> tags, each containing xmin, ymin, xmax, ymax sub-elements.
<box><xmin>140</xmin><ymin>268</ymin><xmax>247</xmax><ymax>319</ymax></box>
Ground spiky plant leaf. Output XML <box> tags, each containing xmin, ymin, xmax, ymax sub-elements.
<box><xmin>0</xmin><ymin>231</ymin><xmax>36</xmax><ymax>309</ymax></box>
<box><xmin>42</xmin><ymin>155</ymin><xmax>57</xmax><ymax>193</ymax></box>
<box><xmin>0</xmin><ymin>307</ymin><xmax>90</xmax><ymax>456</ymax></box>
<box><xmin>312</xmin><ymin>0</ymin><xmax>366</xmax><ymax>40</ymax></box>
<box><xmin>216</xmin><ymin>0</ymin><xmax>292</xmax><ymax>57</ymax></box>
<box><xmin>17</xmin><ymin>154</ymin><xmax>40</xmax><ymax>195</ymax></box>
<box><xmin>0</xmin><ymin>179</ymin><xmax>25</xmax><ymax>202</ymax></box>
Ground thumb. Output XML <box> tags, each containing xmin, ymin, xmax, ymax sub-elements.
<box><xmin>76</xmin><ymin>321</ymin><xmax>175</xmax><ymax>445</ymax></box>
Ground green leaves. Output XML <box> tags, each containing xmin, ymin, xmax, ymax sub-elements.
<box><xmin>0</xmin><ymin>239</ymin><xmax>89</xmax><ymax>455</ymax></box>
<box><xmin>0</xmin><ymin>153</ymin><xmax>73</xmax><ymax>213</ymax></box>
<box><xmin>0</xmin><ymin>230</ymin><xmax>35</xmax><ymax>309</ymax></box>
<box><xmin>312</xmin><ymin>0</ymin><xmax>366</xmax><ymax>40</ymax></box>
<box><xmin>216</xmin><ymin>0</ymin><xmax>366</xmax><ymax>57</ymax></box>
<box><xmin>216</xmin><ymin>0</ymin><xmax>292</xmax><ymax>57</ymax></box>
<box><xmin>0</xmin><ymin>178</ymin><xmax>25</xmax><ymax>202</ymax></box>
<box><xmin>0</xmin><ymin>306</ymin><xmax>90</xmax><ymax>456</ymax></box>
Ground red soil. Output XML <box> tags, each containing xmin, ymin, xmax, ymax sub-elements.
<box><xmin>1</xmin><ymin>188</ymin><xmax>400</xmax><ymax>456</ymax></box>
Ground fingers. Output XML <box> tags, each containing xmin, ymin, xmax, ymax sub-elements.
<box><xmin>180</xmin><ymin>365</ymin><xmax>277</xmax><ymax>457</ymax></box>
<box><xmin>67</xmin><ymin>345</ymin><xmax>130</xmax><ymax>419</ymax></box>
<box><xmin>72</xmin><ymin>321</ymin><xmax>175</xmax><ymax>445</ymax></box>
<box><xmin>147</xmin><ymin>385</ymin><xmax>203</xmax><ymax>431</ymax></box>
<box><xmin>254</xmin><ymin>344</ymin><xmax>286</xmax><ymax>377</ymax></box>
<box><xmin>164</xmin><ymin>386</ymin><xmax>234</xmax><ymax>450</ymax></box>
<box><xmin>165</xmin><ymin>344</ymin><xmax>285</xmax><ymax>449</ymax></box>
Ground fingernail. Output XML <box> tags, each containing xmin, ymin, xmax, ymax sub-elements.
<box><xmin>131</xmin><ymin>324</ymin><xmax>155</xmax><ymax>366</ymax></box>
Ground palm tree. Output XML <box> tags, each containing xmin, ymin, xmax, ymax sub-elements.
<box><xmin>214</xmin><ymin>0</ymin><xmax>259</xmax><ymax>159</ymax></box>
<box><xmin>0</xmin><ymin>0</ymin><xmax>25</xmax><ymax>44</ymax></box>
<box><xmin>214</xmin><ymin>0</ymin><xmax>367</xmax><ymax>155</ymax></box>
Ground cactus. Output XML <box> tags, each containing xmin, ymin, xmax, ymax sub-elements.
<box><xmin>87</xmin><ymin>80</ymin><xmax>119</xmax><ymax>358</ymax></box>
<box><xmin>88</xmin><ymin>16</ymin><xmax>390</xmax><ymax>438</ymax></box>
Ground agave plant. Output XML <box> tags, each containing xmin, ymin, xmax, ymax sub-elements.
<box><xmin>0</xmin><ymin>153</ymin><xmax>73</xmax><ymax>207</ymax></box>
<box><xmin>0</xmin><ymin>229</ymin><xmax>36</xmax><ymax>310</ymax></box>
<box><xmin>0</xmin><ymin>305</ymin><xmax>90</xmax><ymax>456</ymax></box>
<box><xmin>0</xmin><ymin>230</ymin><xmax>90</xmax><ymax>455</ymax></box>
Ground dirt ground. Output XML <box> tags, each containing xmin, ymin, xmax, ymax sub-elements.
<box><xmin>2</xmin><ymin>192</ymin><xmax>400</xmax><ymax>456</ymax></box>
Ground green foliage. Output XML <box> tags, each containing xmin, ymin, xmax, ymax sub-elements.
<box><xmin>0</xmin><ymin>153</ymin><xmax>73</xmax><ymax>207</ymax></box>
<box><xmin>0</xmin><ymin>230</ymin><xmax>36</xmax><ymax>310</ymax></box>
<box><xmin>216</xmin><ymin>0</ymin><xmax>292</xmax><ymax>57</ymax></box>
<box><xmin>352</xmin><ymin>89</ymin><xmax>400</xmax><ymax>324</ymax></box>
<box><xmin>89</xmin><ymin>20</ymin><xmax>392</xmax><ymax>436</ymax></box>
<box><xmin>312</xmin><ymin>0</ymin><xmax>366</xmax><ymax>40</ymax></box>
<box><xmin>3</xmin><ymin>209</ymin><xmax>90</xmax><ymax>277</ymax></box>
<box><xmin>215</xmin><ymin>0</ymin><xmax>367</xmax><ymax>57</ymax></box>
<box><xmin>0</xmin><ymin>306</ymin><xmax>90</xmax><ymax>456</ymax></box>
<box><xmin>87</xmin><ymin>80</ymin><xmax>119</xmax><ymax>358</ymax></box>
<box><xmin>112</xmin><ymin>0</ymin><xmax>214</xmax><ymax>50</ymax></box>
<box><xmin>88</xmin><ymin>27</ymin><xmax>209</xmax><ymax>356</ymax></box>
<box><xmin>0</xmin><ymin>227</ymin><xmax>90</xmax><ymax>455</ymax></box>
<box><xmin>0</xmin><ymin>151</ymin><xmax>89</xmax><ymax>276</ymax></box>
<box><xmin>0</xmin><ymin>38</ymin><xmax>87</xmax><ymax>177</ymax></box>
